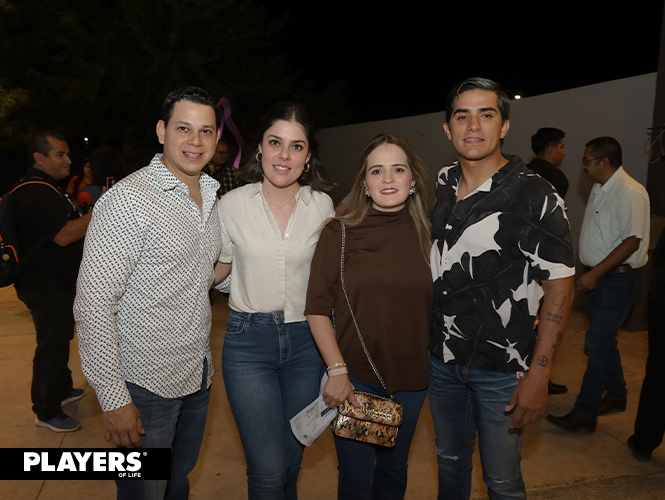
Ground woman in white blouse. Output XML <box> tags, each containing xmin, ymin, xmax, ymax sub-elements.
<box><xmin>214</xmin><ymin>102</ymin><xmax>334</xmax><ymax>499</ymax></box>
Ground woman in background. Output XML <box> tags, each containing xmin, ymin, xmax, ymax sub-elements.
<box><xmin>305</xmin><ymin>134</ymin><xmax>432</xmax><ymax>500</ymax></box>
<box><xmin>66</xmin><ymin>159</ymin><xmax>92</xmax><ymax>200</ymax></box>
<box><xmin>214</xmin><ymin>102</ymin><xmax>335</xmax><ymax>499</ymax></box>
<box><xmin>78</xmin><ymin>145</ymin><xmax>124</xmax><ymax>207</ymax></box>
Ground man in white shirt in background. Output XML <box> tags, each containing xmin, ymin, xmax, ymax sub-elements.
<box><xmin>74</xmin><ymin>86</ymin><xmax>229</xmax><ymax>500</ymax></box>
<box><xmin>547</xmin><ymin>136</ymin><xmax>650</xmax><ymax>434</ymax></box>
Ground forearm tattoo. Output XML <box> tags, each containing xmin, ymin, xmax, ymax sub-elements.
<box><xmin>551</xmin><ymin>331</ymin><xmax>563</xmax><ymax>350</ymax></box>
<box><xmin>552</xmin><ymin>291</ymin><xmax>566</xmax><ymax>310</ymax></box>
<box><xmin>546</xmin><ymin>312</ymin><xmax>563</xmax><ymax>325</ymax></box>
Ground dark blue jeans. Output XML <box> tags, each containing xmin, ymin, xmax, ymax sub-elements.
<box><xmin>15</xmin><ymin>285</ymin><xmax>75</xmax><ymax>419</ymax></box>
<box><xmin>429</xmin><ymin>355</ymin><xmax>526</xmax><ymax>500</ymax></box>
<box><xmin>116</xmin><ymin>359</ymin><xmax>210</xmax><ymax>500</ymax></box>
<box><xmin>333</xmin><ymin>374</ymin><xmax>427</xmax><ymax>500</ymax></box>
<box><xmin>574</xmin><ymin>271</ymin><xmax>642</xmax><ymax>420</ymax></box>
<box><xmin>222</xmin><ymin>311</ymin><xmax>320</xmax><ymax>500</ymax></box>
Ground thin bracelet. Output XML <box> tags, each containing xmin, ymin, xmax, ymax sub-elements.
<box><xmin>327</xmin><ymin>362</ymin><xmax>347</xmax><ymax>370</ymax></box>
<box><xmin>328</xmin><ymin>367</ymin><xmax>348</xmax><ymax>377</ymax></box>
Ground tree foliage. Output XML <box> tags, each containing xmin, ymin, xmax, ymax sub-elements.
<box><xmin>0</xmin><ymin>0</ymin><xmax>349</xmax><ymax>151</ymax></box>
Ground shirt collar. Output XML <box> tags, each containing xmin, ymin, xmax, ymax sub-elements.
<box><xmin>448</xmin><ymin>153</ymin><xmax>526</xmax><ymax>192</ymax></box>
<box><xmin>491</xmin><ymin>154</ymin><xmax>527</xmax><ymax>186</ymax></box>
<box><xmin>148</xmin><ymin>153</ymin><xmax>219</xmax><ymax>198</ymax></box>
<box><xmin>149</xmin><ymin>154</ymin><xmax>182</xmax><ymax>191</ymax></box>
<box><xmin>528</xmin><ymin>158</ymin><xmax>556</xmax><ymax>169</ymax></box>
<box><xmin>249</xmin><ymin>182</ymin><xmax>313</xmax><ymax>205</ymax></box>
<box><xmin>26</xmin><ymin>166</ymin><xmax>60</xmax><ymax>186</ymax></box>
<box><xmin>599</xmin><ymin>166</ymin><xmax>624</xmax><ymax>193</ymax></box>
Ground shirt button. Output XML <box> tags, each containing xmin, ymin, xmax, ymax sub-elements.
<box><xmin>443</xmin><ymin>291</ymin><xmax>448</xmax><ymax>295</ymax></box>
<box><xmin>285</xmin><ymin>233</ymin><xmax>290</xmax><ymax>238</ymax></box>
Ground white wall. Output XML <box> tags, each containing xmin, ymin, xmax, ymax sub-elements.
<box><xmin>317</xmin><ymin>73</ymin><xmax>657</xmax><ymax>261</ymax></box>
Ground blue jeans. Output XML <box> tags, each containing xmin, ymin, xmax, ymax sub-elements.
<box><xmin>574</xmin><ymin>271</ymin><xmax>642</xmax><ymax>420</ymax></box>
<box><xmin>428</xmin><ymin>355</ymin><xmax>525</xmax><ymax>500</ymax></box>
<box><xmin>333</xmin><ymin>374</ymin><xmax>427</xmax><ymax>500</ymax></box>
<box><xmin>222</xmin><ymin>311</ymin><xmax>320</xmax><ymax>500</ymax></box>
<box><xmin>116</xmin><ymin>359</ymin><xmax>210</xmax><ymax>500</ymax></box>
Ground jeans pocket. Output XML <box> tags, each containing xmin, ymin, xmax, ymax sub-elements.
<box><xmin>225</xmin><ymin>315</ymin><xmax>247</xmax><ymax>335</ymax></box>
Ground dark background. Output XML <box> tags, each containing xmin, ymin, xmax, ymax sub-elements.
<box><xmin>274</xmin><ymin>2</ymin><xmax>664</xmax><ymax>123</ymax></box>
<box><xmin>1</xmin><ymin>1</ymin><xmax>663</xmax><ymax>190</ymax></box>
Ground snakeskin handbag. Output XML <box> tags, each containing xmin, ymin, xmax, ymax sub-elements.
<box><xmin>330</xmin><ymin>222</ymin><xmax>403</xmax><ymax>447</ymax></box>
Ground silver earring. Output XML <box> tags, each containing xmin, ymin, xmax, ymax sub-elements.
<box><xmin>409</xmin><ymin>185</ymin><xmax>416</xmax><ymax>195</ymax></box>
<box><xmin>364</xmin><ymin>186</ymin><xmax>370</xmax><ymax>197</ymax></box>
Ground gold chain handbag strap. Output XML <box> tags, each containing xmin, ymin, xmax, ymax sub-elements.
<box><xmin>339</xmin><ymin>222</ymin><xmax>391</xmax><ymax>397</ymax></box>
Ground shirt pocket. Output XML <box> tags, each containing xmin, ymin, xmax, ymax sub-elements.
<box><xmin>593</xmin><ymin>211</ymin><xmax>620</xmax><ymax>250</ymax></box>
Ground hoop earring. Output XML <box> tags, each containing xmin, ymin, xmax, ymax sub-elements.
<box><xmin>303</xmin><ymin>161</ymin><xmax>310</xmax><ymax>173</ymax></box>
<box><xmin>256</xmin><ymin>152</ymin><xmax>262</xmax><ymax>162</ymax></box>
<box><xmin>409</xmin><ymin>185</ymin><xmax>416</xmax><ymax>195</ymax></box>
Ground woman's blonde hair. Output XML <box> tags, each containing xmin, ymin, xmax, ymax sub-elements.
<box><xmin>335</xmin><ymin>133</ymin><xmax>431</xmax><ymax>261</ymax></box>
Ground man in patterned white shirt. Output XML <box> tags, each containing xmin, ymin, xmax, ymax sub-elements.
<box><xmin>75</xmin><ymin>87</ymin><xmax>228</xmax><ymax>500</ymax></box>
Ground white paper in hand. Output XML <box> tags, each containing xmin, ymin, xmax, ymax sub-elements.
<box><xmin>290</xmin><ymin>372</ymin><xmax>338</xmax><ymax>446</ymax></box>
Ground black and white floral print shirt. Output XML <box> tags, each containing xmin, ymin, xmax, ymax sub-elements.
<box><xmin>429</xmin><ymin>154</ymin><xmax>575</xmax><ymax>373</ymax></box>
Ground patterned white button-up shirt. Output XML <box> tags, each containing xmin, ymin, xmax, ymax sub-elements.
<box><xmin>75</xmin><ymin>154</ymin><xmax>228</xmax><ymax>412</ymax></box>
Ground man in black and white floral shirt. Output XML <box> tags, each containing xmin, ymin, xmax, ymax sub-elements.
<box><xmin>428</xmin><ymin>78</ymin><xmax>575</xmax><ymax>500</ymax></box>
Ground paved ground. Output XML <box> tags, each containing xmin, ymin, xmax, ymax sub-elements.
<box><xmin>1</xmin><ymin>286</ymin><xmax>663</xmax><ymax>499</ymax></box>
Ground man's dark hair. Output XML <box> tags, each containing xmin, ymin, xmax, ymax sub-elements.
<box><xmin>28</xmin><ymin>130</ymin><xmax>67</xmax><ymax>164</ymax></box>
<box><xmin>445</xmin><ymin>77</ymin><xmax>510</xmax><ymax>124</ymax></box>
<box><xmin>531</xmin><ymin>128</ymin><xmax>565</xmax><ymax>156</ymax></box>
<box><xmin>161</xmin><ymin>86</ymin><xmax>219</xmax><ymax>128</ymax></box>
<box><xmin>586</xmin><ymin>136</ymin><xmax>622</xmax><ymax>169</ymax></box>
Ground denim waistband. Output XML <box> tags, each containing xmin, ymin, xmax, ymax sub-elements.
<box><xmin>229</xmin><ymin>310</ymin><xmax>286</xmax><ymax>324</ymax></box>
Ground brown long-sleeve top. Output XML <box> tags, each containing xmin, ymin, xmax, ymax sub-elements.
<box><xmin>305</xmin><ymin>206</ymin><xmax>432</xmax><ymax>394</ymax></box>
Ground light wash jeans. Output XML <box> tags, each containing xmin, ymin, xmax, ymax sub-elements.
<box><xmin>222</xmin><ymin>311</ymin><xmax>320</xmax><ymax>500</ymax></box>
<box><xmin>429</xmin><ymin>355</ymin><xmax>526</xmax><ymax>500</ymax></box>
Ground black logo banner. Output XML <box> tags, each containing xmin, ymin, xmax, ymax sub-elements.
<box><xmin>2</xmin><ymin>448</ymin><xmax>171</xmax><ymax>480</ymax></box>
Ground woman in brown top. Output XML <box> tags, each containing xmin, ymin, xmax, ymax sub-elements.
<box><xmin>305</xmin><ymin>134</ymin><xmax>432</xmax><ymax>500</ymax></box>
